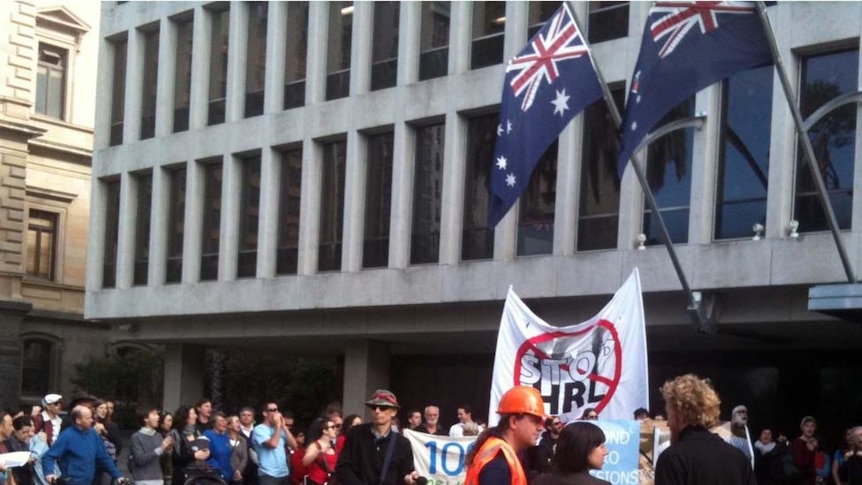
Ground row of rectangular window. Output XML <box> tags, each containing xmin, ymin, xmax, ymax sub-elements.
<box><xmin>107</xmin><ymin>1</ymin><xmax>631</xmax><ymax>146</ymax></box>
<box><xmin>99</xmin><ymin>45</ymin><xmax>858</xmax><ymax>288</ymax></box>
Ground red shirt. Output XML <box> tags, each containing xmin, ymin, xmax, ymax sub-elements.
<box><xmin>306</xmin><ymin>451</ymin><xmax>337</xmax><ymax>485</ymax></box>
<box><xmin>289</xmin><ymin>446</ymin><xmax>306</xmax><ymax>485</ymax></box>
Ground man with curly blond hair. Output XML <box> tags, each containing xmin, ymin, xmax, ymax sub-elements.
<box><xmin>655</xmin><ymin>374</ymin><xmax>756</xmax><ymax>485</ymax></box>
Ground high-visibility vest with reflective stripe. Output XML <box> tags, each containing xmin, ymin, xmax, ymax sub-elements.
<box><xmin>464</xmin><ymin>436</ymin><xmax>527</xmax><ymax>485</ymax></box>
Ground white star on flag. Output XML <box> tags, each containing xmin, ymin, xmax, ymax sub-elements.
<box><xmin>506</xmin><ymin>173</ymin><xmax>517</xmax><ymax>187</ymax></box>
<box><xmin>497</xmin><ymin>124</ymin><xmax>503</xmax><ymax>136</ymax></box>
<box><xmin>631</xmin><ymin>121</ymin><xmax>637</xmax><ymax>131</ymax></box>
<box><xmin>496</xmin><ymin>156</ymin><xmax>508</xmax><ymax>170</ymax></box>
<box><xmin>507</xmin><ymin>120</ymin><xmax>513</xmax><ymax>133</ymax></box>
<box><xmin>551</xmin><ymin>89</ymin><xmax>570</xmax><ymax>116</ymax></box>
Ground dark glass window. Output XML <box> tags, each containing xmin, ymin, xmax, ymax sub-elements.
<box><xmin>578</xmin><ymin>89</ymin><xmax>624</xmax><ymax>251</ymax></box>
<box><xmin>364</xmin><ymin>132</ymin><xmax>394</xmax><ymax>268</ymax></box>
<box><xmin>527</xmin><ymin>2</ymin><xmax>560</xmax><ymax>38</ymax></box>
<box><xmin>642</xmin><ymin>98</ymin><xmax>695</xmax><ymax>246</ymax></box>
<box><xmin>588</xmin><ymin>2</ymin><xmax>629</xmax><ymax>44</ymax></box>
<box><xmin>795</xmin><ymin>49</ymin><xmax>859</xmax><ymax>233</ymax></box>
<box><xmin>419</xmin><ymin>2</ymin><xmax>450</xmax><ymax>81</ymax></box>
<box><xmin>517</xmin><ymin>143</ymin><xmax>557</xmax><ymax>256</ymax></box>
<box><xmin>319</xmin><ymin>140</ymin><xmax>346</xmax><ymax>271</ymax></box>
<box><xmin>208</xmin><ymin>6</ymin><xmax>230</xmax><ymax>126</ymax></box>
<box><xmin>371</xmin><ymin>2</ymin><xmax>399</xmax><ymax>91</ymax></box>
<box><xmin>471</xmin><ymin>2</ymin><xmax>505</xmax><ymax>70</ymax></box>
<box><xmin>326</xmin><ymin>2</ymin><xmax>353</xmax><ymax>101</ymax></box>
<box><xmin>462</xmin><ymin>113</ymin><xmax>498</xmax><ymax>260</ymax></box>
<box><xmin>103</xmin><ymin>179</ymin><xmax>121</xmax><ymax>288</ymax></box>
<box><xmin>411</xmin><ymin>123</ymin><xmax>445</xmax><ymax>265</ymax></box>
<box><xmin>26</xmin><ymin>209</ymin><xmax>57</xmax><ymax>280</ymax></box>
<box><xmin>284</xmin><ymin>2</ymin><xmax>309</xmax><ymax>110</ymax></box>
<box><xmin>173</xmin><ymin>17</ymin><xmax>193</xmax><ymax>133</ymax></box>
<box><xmin>200</xmin><ymin>161</ymin><xmax>223</xmax><ymax>280</ymax></box>
<box><xmin>238</xmin><ymin>155</ymin><xmax>261</xmax><ymax>278</ymax></box>
<box><xmin>110</xmin><ymin>40</ymin><xmax>127</xmax><ymax>146</ymax></box>
<box><xmin>277</xmin><ymin>148</ymin><xmax>302</xmax><ymax>275</ymax></box>
<box><xmin>715</xmin><ymin>66</ymin><xmax>773</xmax><ymax>240</ymax></box>
<box><xmin>133</xmin><ymin>173</ymin><xmax>152</xmax><ymax>286</ymax></box>
<box><xmin>245</xmin><ymin>3</ymin><xmax>267</xmax><ymax>118</ymax></box>
<box><xmin>21</xmin><ymin>340</ymin><xmax>51</xmax><ymax>396</ymax></box>
<box><xmin>140</xmin><ymin>29</ymin><xmax>159</xmax><ymax>139</ymax></box>
<box><xmin>166</xmin><ymin>167</ymin><xmax>186</xmax><ymax>283</ymax></box>
<box><xmin>35</xmin><ymin>44</ymin><xmax>66</xmax><ymax>119</ymax></box>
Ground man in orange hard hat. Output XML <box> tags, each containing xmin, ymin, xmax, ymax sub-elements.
<box><xmin>464</xmin><ymin>386</ymin><xmax>547</xmax><ymax>485</ymax></box>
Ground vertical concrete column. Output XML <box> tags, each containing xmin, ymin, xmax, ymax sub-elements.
<box><xmin>305</xmin><ymin>2</ymin><xmax>328</xmax><ymax>106</ymax></box>
<box><xmin>149</xmin><ymin>167</ymin><xmax>169</xmax><ymax>286</ymax></box>
<box><xmin>689</xmin><ymin>86</ymin><xmax>721</xmax><ymax>245</ymax></box>
<box><xmin>219</xmin><ymin>154</ymin><xmax>240</xmax><ymax>281</ymax></box>
<box><xmin>226</xmin><ymin>1</ymin><xmax>248</xmax><ymax>123</ymax></box>
<box><xmin>189</xmin><ymin>6</ymin><xmax>212</xmax><ymax>130</ymax></box>
<box><xmin>448</xmin><ymin>2</ymin><xmax>471</xmax><ymax>75</ymax></box>
<box><xmin>182</xmin><ymin>160</ymin><xmax>204</xmax><ymax>284</ymax></box>
<box><xmin>494</xmin><ymin>1</ymin><xmax>529</xmax><ymax>262</ymax></box>
<box><xmin>389</xmin><ymin>123</ymin><xmax>413</xmax><ymax>269</ymax></box>
<box><xmin>350</xmin><ymin>2</ymin><xmax>373</xmax><ymax>96</ymax></box>
<box><xmin>342</xmin><ymin>132</ymin><xmax>366</xmax><ymax>272</ymax></box>
<box><xmin>155</xmin><ymin>18</ymin><xmax>177</xmax><ymax>138</ymax></box>
<box><xmin>264</xmin><ymin>2</ymin><xmax>288</xmax><ymax>114</ymax></box>
<box><xmin>94</xmin><ymin>39</ymin><xmax>116</xmax><ymax>150</ymax></box>
<box><xmin>554</xmin><ymin>120</ymin><xmax>583</xmax><ymax>256</ymax></box>
<box><xmin>257</xmin><ymin>147</ymin><xmax>280</xmax><ymax>278</ymax></box>
<box><xmin>86</xmin><ymin>177</ymin><xmax>107</xmax><ymax>290</ymax></box>
<box><xmin>765</xmin><ymin>5</ymin><xmax>796</xmax><ymax>240</ymax></box>
<box><xmin>438</xmin><ymin>113</ymin><xmax>466</xmax><ymax>266</ymax></box>
<box><xmin>123</xmin><ymin>28</ymin><xmax>144</xmax><ymax>144</ymax></box>
<box><xmin>298</xmin><ymin>142</ymin><xmax>322</xmax><ymax>275</ymax></box>
<box><xmin>399</xmin><ymin>2</ymin><xmax>421</xmax><ymax>86</ymax></box>
<box><xmin>116</xmin><ymin>171</ymin><xmax>137</xmax><ymax>289</ymax></box>
<box><xmin>342</xmin><ymin>340</ymin><xmax>390</xmax><ymax>417</ymax></box>
<box><xmin>163</xmin><ymin>343</ymin><xmax>206</xmax><ymax>413</ymax></box>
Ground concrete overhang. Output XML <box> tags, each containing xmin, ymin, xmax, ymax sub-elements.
<box><xmin>808</xmin><ymin>283</ymin><xmax>862</xmax><ymax>322</ymax></box>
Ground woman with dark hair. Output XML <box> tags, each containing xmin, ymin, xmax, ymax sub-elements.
<box><xmin>159</xmin><ymin>412</ymin><xmax>174</xmax><ymax>485</ymax></box>
<box><xmin>580</xmin><ymin>408</ymin><xmax>598</xmax><ymax>421</ymax></box>
<box><xmin>335</xmin><ymin>414</ymin><xmax>361</xmax><ymax>454</ymax></box>
<box><xmin>170</xmin><ymin>405</ymin><xmax>210</xmax><ymax>485</ymax></box>
<box><xmin>303</xmin><ymin>418</ymin><xmax>340</xmax><ymax>485</ymax></box>
<box><xmin>534</xmin><ymin>422</ymin><xmax>609</xmax><ymax>485</ymax></box>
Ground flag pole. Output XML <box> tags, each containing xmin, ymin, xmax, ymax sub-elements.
<box><xmin>755</xmin><ymin>1</ymin><xmax>856</xmax><ymax>283</ymax></box>
<box><xmin>566</xmin><ymin>2</ymin><xmax>712</xmax><ymax>330</ymax></box>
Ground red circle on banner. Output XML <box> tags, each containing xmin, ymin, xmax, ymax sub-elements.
<box><xmin>512</xmin><ymin>319</ymin><xmax>622</xmax><ymax>415</ymax></box>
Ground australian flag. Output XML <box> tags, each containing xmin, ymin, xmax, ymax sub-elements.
<box><xmin>616</xmin><ymin>1</ymin><xmax>774</xmax><ymax>176</ymax></box>
<box><xmin>489</xmin><ymin>3</ymin><xmax>602</xmax><ymax>227</ymax></box>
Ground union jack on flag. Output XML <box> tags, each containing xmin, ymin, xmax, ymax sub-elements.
<box><xmin>506</xmin><ymin>5</ymin><xmax>591</xmax><ymax>112</ymax></box>
<box><xmin>651</xmin><ymin>2</ymin><xmax>759</xmax><ymax>58</ymax></box>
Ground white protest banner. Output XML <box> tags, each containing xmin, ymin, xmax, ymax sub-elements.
<box><xmin>588</xmin><ymin>420</ymin><xmax>642</xmax><ymax>485</ymax></box>
<box><xmin>489</xmin><ymin>269</ymin><xmax>647</xmax><ymax>425</ymax></box>
<box><xmin>404</xmin><ymin>429</ymin><xmax>477</xmax><ymax>485</ymax></box>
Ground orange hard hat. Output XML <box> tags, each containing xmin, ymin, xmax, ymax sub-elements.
<box><xmin>497</xmin><ymin>386</ymin><xmax>549</xmax><ymax>419</ymax></box>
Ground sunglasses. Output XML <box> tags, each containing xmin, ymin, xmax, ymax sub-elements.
<box><xmin>266</xmin><ymin>408</ymin><xmax>279</xmax><ymax>412</ymax></box>
<box><xmin>367</xmin><ymin>405</ymin><xmax>395</xmax><ymax>411</ymax></box>
<box><xmin>325</xmin><ymin>424</ymin><xmax>339</xmax><ymax>430</ymax></box>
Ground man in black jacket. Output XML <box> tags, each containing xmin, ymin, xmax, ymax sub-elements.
<box><xmin>335</xmin><ymin>390</ymin><xmax>418</xmax><ymax>485</ymax></box>
<box><xmin>655</xmin><ymin>374</ymin><xmax>757</xmax><ymax>485</ymax></box>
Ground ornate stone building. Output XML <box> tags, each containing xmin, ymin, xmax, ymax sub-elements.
<box><xmin>0</xmin><ymin>0</ymin><xmax>106</xmax><ymax>410</ymax></box>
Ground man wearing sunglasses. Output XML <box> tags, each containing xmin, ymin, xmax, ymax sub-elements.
<box><xmin>336</xmin><ymin>390</ymin><xmax>418</xmax><ymax>485</ymax></box>
<box><xmin>252</xmin><ymin>403</ymin><xmax>298</xmax><ymax>485</ymax></box>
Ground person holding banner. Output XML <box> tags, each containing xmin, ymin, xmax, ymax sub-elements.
<box><xmin>464</xmin><ymin>386</ymin><xmax>547</xmax><ymax>485</ymax></box>
<box><xmin>655</xmin><ymin>375</ymin><xmax>756</xmax><ymax>485</ymax></box>
<box><xmin>534</xmin><ymin>422</ymin><xmax>610</xmax><ymax>485</ymax></box>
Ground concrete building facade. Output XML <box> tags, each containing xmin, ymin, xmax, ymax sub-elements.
<box><xmin>89</xmin><ymin>1</ymin><xmax>862</xmax><ymax>434</ymax></box>
<box><xmin>0</xmin><ymin>0</ymin><xmax>107</xmax><ymax>410</ymax></box>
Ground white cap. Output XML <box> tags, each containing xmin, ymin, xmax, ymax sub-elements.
<box><xmin>43</xmin><ymin>393</ymin><xmax>62</xmax><ymax>405</ymax></box>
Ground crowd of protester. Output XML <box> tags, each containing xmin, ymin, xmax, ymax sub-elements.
<box><xmin>1</xmin><ymin>385</ymin><xmax>861</xmax><ymax>485</ymax></box>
